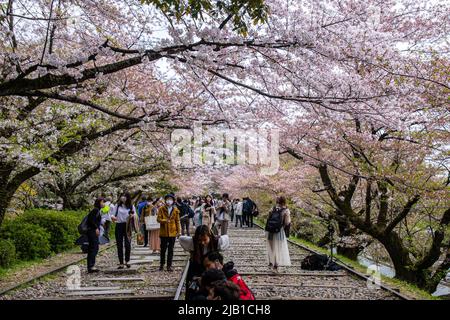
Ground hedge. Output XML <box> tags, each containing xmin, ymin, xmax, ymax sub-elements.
<box><xmin>0</xmin><ymin>220</ymin><xmax>51</xmax><ymax>260</ymax></box>
<box><xmin>0</xmin><ymin>239</ymin><xmax>16</xmax><ymax>268</ymax></box>
<box><xmin>17</xmin><ymin>209</ymin><xmax>83</xmax><ymax>253</ymax></box>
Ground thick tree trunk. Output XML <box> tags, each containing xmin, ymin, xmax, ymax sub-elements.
<box><xmin>378</xmin><ymin>232</ymin><xmax>428</xmax><ymax>286</ymax></box>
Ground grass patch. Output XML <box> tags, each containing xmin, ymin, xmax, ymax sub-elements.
<box><xmin>254</xmin><ymin>218</ymin><xmax>438</xmax><ymax>300</ymax></box>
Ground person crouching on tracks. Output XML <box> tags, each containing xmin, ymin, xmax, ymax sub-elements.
<box><xmin>157</xmin><ymin>194</ymin><xmax>181</xmax><ymax>272</ymax></box>
<box><xmin>203</xmin><ymin>251</ymin><xmax>255</xmax><ymax>300</ymax></box>
<box><xmin>265</xmin><ymin>196</ymin><xmax>291</xmax><ymax>272</ymax></box>
<box><xmin>86</xmin><ymin>197</ymin><xmax>105</xmax><ymax>273</ymax></box>
<box><xmin>179</xmin><ymin>225</ymin><xmax>230</xmax><ymax>300</ymax></box>
<box><xmin>207</xmin><ymin>279</ymin><xmax>241</xmax><ymax>301</ymax></box>
<box><xmin>111</xmin><ymin>192</ymin><xmax>136</xmax><ymax>269</ymax></box>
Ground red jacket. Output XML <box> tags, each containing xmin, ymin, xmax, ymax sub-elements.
<box><xmin>228</xmin><ymin>273</ymin><xmax>255</xmax><ymax>300</ymax></box>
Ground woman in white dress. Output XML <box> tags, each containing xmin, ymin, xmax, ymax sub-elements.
<box><xmin>265</xmin><ymin>196</ymin><xmax>291</xmax><ymax>271</ymax></box>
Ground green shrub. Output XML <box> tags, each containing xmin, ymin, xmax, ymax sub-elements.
<box><xmin>0</xmin><ymin>239</ymin><xmax>16</xmax><ymax>268</ymax></box>
<box><xmin>0</xmin><ymin>220</ymin><xmax>51</xmax><ymax>260</ymax></box>
<box><xmin>18</xmin><ymin>209</ymin><xmax>83</xmax><ymax>253</ymax></box>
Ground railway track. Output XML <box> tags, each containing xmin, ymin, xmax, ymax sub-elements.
<box><xmin>0</xmin><ymin>240</ymin><xmax>190</xmax><ymax>300</ymax></box>
<box><xmin>0</xmin><ymin>223</ymin><xmax>410</xmax><ymax>300</ymax></box>
<box><xmin>223</xmin><ymin>224</ymin><xmax>409</xmax><ymax>300</ymax></box>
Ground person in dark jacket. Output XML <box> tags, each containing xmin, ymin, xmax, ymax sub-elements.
<box><xmin>242</xmin><ymin>197</ymin><xmax>256</xmax><ymax>228</ymax></box>
<box><xmin>176</xmin><ymin>197</ymin><xmax>191</xmax><ymax>236</ymax></box>
<box><xmin>86</xmin><ymin>197</ymin><xmax>105</xmax><ymax>273</ymax></box>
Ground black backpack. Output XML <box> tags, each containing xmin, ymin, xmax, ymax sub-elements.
<box><xmin>77</xmin><ymin>214</ymin><xmax>89</xmax><ymax>235</ymax></box>
<box><xmin>242</xmin><ymin>200</ymin><xmax>253</xmax><ymax>214</ymax></box>
<box><xmin>265</xmin><ymin>207</ymin><xmax>284</xmax><ymax>233</ymax></box>
<box><xmin>187</xmin><ymin>206</ymin><xmax>195</xmax><ymax>219</ymax></box>
<box><xmin>301</xmin><ymin>253</ymin><xmax>342</xmax><ymax>271</ymax></box>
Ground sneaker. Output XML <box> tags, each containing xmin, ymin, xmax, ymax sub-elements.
<box><xmin>167</xmin><ymin>267</ymin><xmax>174</xmax><ymax>272</ymax></box>
<box><xmin>159</xmin><ymin>266</ymin><xmax>164</xmax><ymax>271</ymax></box>
<box><xmin>125</xmin><ymin>263</ymin><xmax>131</xmax><ymax>268</ymax></box>
<box><xmin>118</xmin><ymin>265</ymin><xmax>124</xmax><ymax>269</ymax></box>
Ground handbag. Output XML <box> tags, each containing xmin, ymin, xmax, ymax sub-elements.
<box><xmin>145</xmin><ymin>215</ymin><xmax>160</xmax><ymax>231</ymax></box>
<box><xmin>136</xmin><ymin>233</ymin><xmax>144</xmax><ymax>245</ymax></box>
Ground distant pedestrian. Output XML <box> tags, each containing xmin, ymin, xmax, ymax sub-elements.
<box><xmin>265</xmin><ymin>196</ymin><xmax>291</xmax><ymax>271</ymax></box>
<box><xmin>177</xmin><ymin>197</ymin><xmax>191</xmax><ymax>236</ymax></box>
<box><xmin>233</xmin><ymin>198</ymin><xmax>243</xmax><ymax>228</ymax></box>
<box><xmin>215</xmin><ymin>193</ymin><xmax>231</xmax><ymax>235</ymax></box>
<box><xmin>202</xmin><ymin>195</ymin><xmax>216</xmax><ymax>232</ymax></box>
<box><xmin>137</xmin><ymin>195</ymin><xmax>150</xmax><ymax>247</ymax></box>
<box><xmin>242</xmin><ymin>196</ymin><xmax>256</xmax><ymax>228</ymax></box>
<box><xmin>148</xmin><ymin>199</ymin><xmax>162</xmax><ymax>253</ymax></box>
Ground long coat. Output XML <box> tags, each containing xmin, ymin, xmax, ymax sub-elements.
<box><xmin>157</xmin><ymin>205</ymin><xmax>181</xmax><ymax>237</ymax></box>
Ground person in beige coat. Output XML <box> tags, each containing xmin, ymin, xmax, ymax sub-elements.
<box><xmin>157</xmin><ymin>194</ymin><xmax>181</xmax><ymax>272</ymax></box>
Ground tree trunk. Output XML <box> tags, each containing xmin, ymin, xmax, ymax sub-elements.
<box><xmin>378</xmin><ymin>231</ymin><xmax>428</xmax><ymax>286</ymax></box>
<box><xmin>0</xmin><ymin>194</ymin><xmax>9</xmax><ymax>227</ymax></box>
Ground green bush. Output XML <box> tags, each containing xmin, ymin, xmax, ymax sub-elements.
<box><xmin>17</xmin><ymin>209</ymin><xmax>83</xmax><ymax>253</ymax></box>
<box><xmin>0</xmin><ymin>220</ymin><xmax>51</xmax><ymax>260</ymax></box>
<box><xmin>0</xmin><ymin>239</ymin><xmax>16</xmax><ymax>268</ymax></box>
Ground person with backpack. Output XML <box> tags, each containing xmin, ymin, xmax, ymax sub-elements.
<box><xmin>157</xmin><ymin>194</ymin><xmax>181</xmax><ymax>272</ymax></box>
<box><xmin>242</xmin><ymin>196</ymin><xmax>256</xmax><ymax>228</ymax></box>
<box><xmin>203</xmin><ymin>251</ymin><xmax>255</xmax><ymax>300</ymax></box>
<box><xmin>111</xmin><ymin>192</ymin><xmax>136</xmax><ymax>269</ymax></box>
<box><xmin>265</xmin><ymin>196</ymin><xmax>291</xmax><ymax>271</ymax></box>
<box><xmin>86</xmin><ymin>198</ymin><xmax>105</xmax><ymax>273</ymax></box>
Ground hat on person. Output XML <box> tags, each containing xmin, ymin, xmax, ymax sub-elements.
<box><xmin>164</xmin><ymin>194</ymin><xmax>175</xmax><ymax>201</ymax></box>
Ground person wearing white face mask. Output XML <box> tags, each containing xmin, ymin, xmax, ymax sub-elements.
<box><xmin>111</xmin><ymin>192</ymin><xmax>136</xmax><ymax>269</ymax></box>
<box><xmin>157</xmin><ymin>194</ymin><xmax>181</xmax><ymax>272</ymax></box>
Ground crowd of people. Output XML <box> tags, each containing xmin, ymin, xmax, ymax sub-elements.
<box><xmin>79</xmin><ymin>191</ymin><xmax>292</xmax><ymax>300</ymax></box>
